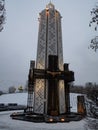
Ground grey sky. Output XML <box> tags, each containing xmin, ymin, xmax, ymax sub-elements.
<box><xmin>0</xmin><ymin>0</ymin><xmax>98</xmax><ymax>91</ymax></box>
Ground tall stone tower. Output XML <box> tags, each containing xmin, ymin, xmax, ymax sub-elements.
<box><xmin>36</xmin><ymin>2</ymin><xmax>63</xmax><ymax>71</ymax></box>
<box><xmin>10</xmin><ymin>2</ymin><xmax>85</xmax><ymax>123</ymax></box>
<box><xmin>27</xmin><ymin>2</ymin><xmax>74</xmax><ymax>116</ymax></box>
<box><xmin>34</xmin><ymin>2</ymin><xmax>65</xmax><ymax>114</ymax></box>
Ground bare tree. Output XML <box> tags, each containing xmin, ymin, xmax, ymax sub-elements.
<box><xmin>85</xmin><ymin>82</ymin><xmax>98</xmax><ymax>105</ymax></box>
<box><xmin>8</xmin><ymin>86</ymin><xmax>16</xmax><ymax>93</ymax></box>
<box><xmin>89</xmin><ymin>3</ymin><xmax>98</xmax><ymax>52</ymax></box>
<box><xmin>0</xmin><ymin>0</ymin><xmax>5</xmax><ymax>32</ymax></box>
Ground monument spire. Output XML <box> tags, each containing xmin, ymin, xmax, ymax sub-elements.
<box><xmin>46</xmin><ymin>1</ymin><xmax>55</xmax><ymax>9</ymax></box>
<box><xmin>10</xmin><ymin>2</ymin><xmax>86</xmax><ymax>123</ymax></box>
<box><xmin>34</xmin><ymin>2</ymin><xmax>65</xmax><ymax>114</ymax></box>
<box><xmin>27</xmin><ymin>2</ymin><xmax>74</xmax><ymax>117</ymax></box>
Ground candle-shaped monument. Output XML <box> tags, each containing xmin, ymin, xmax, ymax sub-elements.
<box><xmin>27</xmin><ymin>2</ymin><xmax>74</xmax><ymax>116</ymax></box>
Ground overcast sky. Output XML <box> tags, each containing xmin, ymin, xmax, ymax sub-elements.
<box><xmin>0</xmin><ymin>0</ymin><xmax>98</xmax><ymax>91</ymax></box>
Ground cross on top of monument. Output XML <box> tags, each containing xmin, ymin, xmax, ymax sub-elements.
<box><xmin>46</xmin><ymin>1</ymin><xmax>55</xmax><ymax>9</ymax></box>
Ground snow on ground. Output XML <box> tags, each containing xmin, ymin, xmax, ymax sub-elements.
<box><xmin>70</xmin><ymin>93</ymin><xmax>82</xmax><ymax>112</ymax></box>
<box><xmin>0</xmin><ymin>92</ymin><xmax>81</xmax><ymax>111</ymax></box>
<box><xmin>0</xmin><ymin>92</ymin><xmax>27</xmax><ymax>105</ymax></box>
<box><xmin>0</xmin><ymin>111</ymin><xmax>86</xmax><ymax>130</ymax></box>
<box><xmin>0</xmin><ymin>93</ymin><xmax>87</xmax><ymax>130</ymax></box>
<box><xmin>0</xmin><ymin>92</ymin><xmax>98</xmax><ymax>130</ymax></box>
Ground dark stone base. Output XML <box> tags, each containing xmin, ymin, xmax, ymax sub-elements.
<box><xmin>10</xmin><ymin>112</ymin><xmax>85</xmax><ymax>123</ymax></box>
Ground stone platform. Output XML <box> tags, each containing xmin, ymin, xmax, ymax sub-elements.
<box><xmin>10</xmin><ymin>112</ymin><xmax>84</xmax><ymax>123</ymax></box>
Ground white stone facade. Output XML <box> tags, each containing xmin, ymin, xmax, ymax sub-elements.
<box><xmin>34</xmin><ymin>2</ymin><xmax>65</xmax><ymax>114</ymax></box>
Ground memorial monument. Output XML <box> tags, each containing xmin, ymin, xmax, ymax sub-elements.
<box><xmin>11</xmin><ymin>2</ymin><xmax>86</xmax><ymax>123</ymax></box>
<box><xmin>27</xmin><ymin>2</ymin><xmax>74</xmax><ymax>119</ymax></box>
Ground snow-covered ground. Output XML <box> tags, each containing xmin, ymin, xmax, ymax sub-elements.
<box><xmin>0</xmin><ymin>92</ymin><xmax>81</xmax><ymax>111</ymax></box>
<box><xmin>0</xmin><ymin>92</ymin><xmax>27</xmax><ymax>105</ymax></box>
<box><xmin>0</xmin><ymin>92</ymin><xmax>97</xmax><ymax>130</ymax></box>
<box><xmin>0</xmin><ymin>111</ymin><xmax>86</xmax><ymax>130</ymax></box>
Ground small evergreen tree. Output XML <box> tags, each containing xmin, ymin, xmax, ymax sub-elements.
<box><xmin>18</xmin><ymin>86</ymin><xmax>23</xmax><ymax>92</ymax></box>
